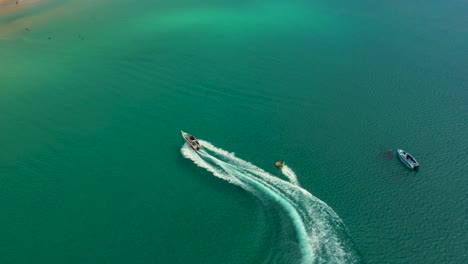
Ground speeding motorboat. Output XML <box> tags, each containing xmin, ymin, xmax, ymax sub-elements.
<box><xmin>181</xmin><ymin>130</ymin><xmax>201</xmax><ymax>150</ymax></box>
<box><xmin>397</xmin><ymin>149</ymin><xmax>420</xmax><ymax>170</ymax></box>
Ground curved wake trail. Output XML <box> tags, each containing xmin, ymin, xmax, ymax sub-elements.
<box><xmin>281</xmin><ymin>166</ymin><xmax>300</xmax><ymax>186</ymax></box>
<box><xmin>181</xmin><ymin>141</ymin><xmax>361</xmax><ymax>263</ymax></box>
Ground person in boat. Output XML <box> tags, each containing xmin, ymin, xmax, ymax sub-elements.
<box><xmin>275</xmin><ymin>161</ymin><xmax>285</xmax><ymax>168</ymax></box>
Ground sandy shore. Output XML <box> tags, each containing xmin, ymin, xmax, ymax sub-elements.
<box><xmin>0</xmin><ymin>0</ymin><xmax>110</xmax><ymax>38</ymax></box>
<box><xmin>0</xmin><ymin>0</ymin><xmax>78</xmax><ymax>37</ymax></box>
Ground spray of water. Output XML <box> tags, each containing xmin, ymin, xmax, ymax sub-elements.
<box><xmin>181</xmin><ymin>140</ymin><xmax>360</xmax><ymax>263</ymax></box>
<box><xmin>281</xmin><ymin>166</ymin><xmax>300</xmax><ymax>186</ymax></box>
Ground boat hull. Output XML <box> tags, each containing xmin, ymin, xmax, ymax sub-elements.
<box><xmin>184</xmin><ymin>139</ymin><xmax>200</xmax><ymax>150</ymax></box>
<box><xmin>181</xmin><ymin>131</ymin><xmax>201</xmax><ymax>150</ymax></box>
<box><xmin>398</xmin><ymin>154</ymin><xmax>415</xmax><ymax>169</ymax></box>
<box><xmin>397</xmin><ymin>149</ymin><xmax>419</xmax><ymax>170</ymax></box>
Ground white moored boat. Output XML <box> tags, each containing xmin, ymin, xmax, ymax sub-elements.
<box><xmin>397</xmin><ymin>149</ymin><xmax>420</xmax><ymax>170</ymax></box>
<box><xmin>181</xmin><ymin>131</ymin><xmax>201</xmax><ymax>150</ymax></box>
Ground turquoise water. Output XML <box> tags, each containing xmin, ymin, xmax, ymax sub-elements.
<box><xmin>1</xmin><ymin>0</ymin><xmax>467</xmax><ymax>263</ymax></box>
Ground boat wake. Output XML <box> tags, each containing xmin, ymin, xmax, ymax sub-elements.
<box><xmin>181</xmin><ymin>140</ymin><xmax>361</xmax><ymax>263</ymax></box>
<box><xmin>281</xmin><ymin>166</ymin><xmax>300</xmax><ymax>186</ymax></box>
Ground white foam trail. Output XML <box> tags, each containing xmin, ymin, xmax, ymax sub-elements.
<box><xmin>281</xmin><ymin>166</ymin><xmax>300</xmax><ymax>186</ymax></box>
<box><xmin>181</xmin><ymin>144</ymin><xmax>243</xmax><ymax>187</ymax></box>
<box><xmin>181</xmin><ymin>140</ymin><xmax>360</xmax><ymax>263</ymax></box>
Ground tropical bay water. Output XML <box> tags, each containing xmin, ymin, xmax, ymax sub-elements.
<box><xmin>1</xmin><ymin>0</ymin><xmax>467</xmax><ymax>263</ymax></box>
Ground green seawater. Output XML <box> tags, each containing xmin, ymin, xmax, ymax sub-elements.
<box><xmin>1</xmin><ymin>0</ymin><xmax>467</xmax><ymax>263</ymax></box>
